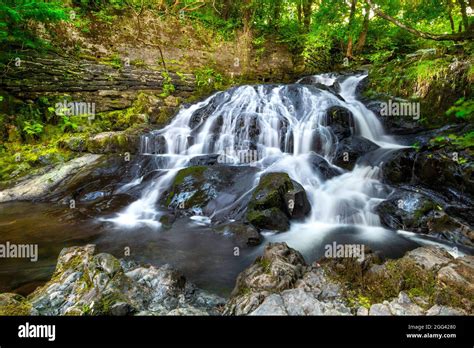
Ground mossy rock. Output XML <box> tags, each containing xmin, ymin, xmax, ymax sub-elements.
<box><xmin>247</xmin><ymin>207</ymin><xmax>290</xmax><ymax>232</ymax></box>
<box><xmin>250</xmin><ymin>172</ymin><xmax>293</xmax><ymax>212</ymax></box>
<box><xmin>164</xmin><ymin>166</ymin><xmax>210</xmax><ymax>210</ymax></box>
<box><xmin>0</xmin><ymin>293</ymin><xmax>34</xmax><ymax>315</ymax></box>
<box><xmin>86</xmin><ymin>131</ymin><xmax>139</xmax><ymax>154</ymax></box>
<box><xmin>215</xmin><ymin>222</ymin><xmax>262</xmax><ymax>247</ymax></box>
<box><xmin>246</xmin><ymin>172</ymin><xmax>310</xmax><ymax>231</ymax></box>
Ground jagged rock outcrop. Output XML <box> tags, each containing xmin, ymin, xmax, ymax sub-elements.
<box><xmin>0</xmin><ymin>243</ymin><xmax>471</xmax><ymax>316</ymax></box>
<box><xmin>224</xmin><ymin>243</ymin><xmax>473</xmax><ymax>316</ymax></box>
<box><xmin>1</xmin><ymin>55</ymin><xmax>195</xmax><ymax>113</ymax></box>
<box><xmin>376</xmin><ymin>189</ymin><xmax>473</xmax><ymax>247</ymax></box>
<box><xmin>0</xmin><ymin>245</ymin><xmax>224</xmax><ymax>316</ymax></box>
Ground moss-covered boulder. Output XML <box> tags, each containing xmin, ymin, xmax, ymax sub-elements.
<box><xmin>247</xmin><ymin>208</ymin><xmax>290</xmax><ymax>232</ymax></box>
<box><xmin>163</xmin><ymin>166</ymin><xmax>211</xmax><ymax>211</ymax></box>
<box><xmin>161</xmin><ymin>165</ymin><xmax>259</xmax><ymax>219</ymax></box>
<box><xmin>86</xmin><ymin>131</ymin><xmax>140</xmax><ymax>154</ymax></box>
<box><xmin>376</xmin><ymin>190</ymin><xmax>473</xmax><ymax>247</ymax></box>
<box><xmin>246</xmin><ymin>172</ymin><xmax>310</xmax><ymax>231</ymax></box>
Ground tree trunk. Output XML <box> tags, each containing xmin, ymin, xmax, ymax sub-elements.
<box><xmin>346</xmin><ymin>0</ymin><xmax>357</xmax><ymax>58</ymax></box>
<box><xmin>302</xmin><ymin>0</ymin><xmax>313</xmax><ymax>32</ymax></box>
<box><xmin>457</xmin><ymin>0</ymin><xmax>470</xmax><ymax>31</ymax></box>
<box><xmin>297</xmin><ymin>0</ymin><xmax>302</xmax><ymax>26</ymax></box>
<box><xmin>365</xmin><ymin>0</ymin><xmax>473</xmax><ymax>41</ymax></box>
<box><xmin>355</xmin><ymin>3</ymin><xmax>370</xmax><ymax>53</ymax></box>
<box><xmin>220</xmin><ymin>0</ymin><xmax>233</xmax><ymax>20</ymax></box>
<box><xmin>446</xmin><ymin>0</ymin><xmax>455</xmax><ymax>34</ymax></box>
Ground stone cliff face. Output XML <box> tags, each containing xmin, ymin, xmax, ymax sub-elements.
<box><xmin>1</xmin><ymin>54</ymin><xmax>196</xmax><ymax>113</ymax></box>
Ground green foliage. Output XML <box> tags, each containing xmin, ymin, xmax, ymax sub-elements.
<box><xmin>22</xmin><ymin>120</ymin><xmax>44</xmax><ymax>139</ymax></box>
<box><xmin>428</xmin><ymin>132</ymin><xmax>474</xmax><ymax>151</ymax></box>
<box><xmin>101</xmin><ymin>53</ymin><xmax>122</xmax><ymax>69</ymax></box>
<box><xmin>59</xmin><ymin>115</ymin><xmax>79</xmax><ymax>133</ymax></box>
<box><xmin>0</xmin><ymin>0</ymin><xmax>68</xmax><ymax>50</ymax></box>
<box><xmin>301</xmin><ymin>32</ymin><xmax>335</xmax><ymax>72</ymax></box>
<box><xmin>160</xmin><ymin>71</ymin><xmax>176</xmax><ymax>98</ymax></box>
<box><xmin>195</xmin><ymin>67</ymin><xmax>224</xmax><ymax>92</ymax></box>
<box><xmin>447</xmin><ymin>97</ymin><xmax>474</xmax><ymax>120</ymax></box>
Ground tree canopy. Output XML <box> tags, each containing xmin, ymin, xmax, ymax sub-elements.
<box><xmin>0</xmin><ymin>0</ymin><xmax>472</xmax><ymax>66</ymax></box>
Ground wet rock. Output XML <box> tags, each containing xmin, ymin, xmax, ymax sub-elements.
<box><xmin>380</xmin><ymin>148</ymin><xmax>417</xmax><ymax>184</ymax></box>
<box><xmin>159</xmin><ymin>213</ymin><xmax>176</xmax><ymax>228</ymax></box>
<box><xmin>189</xmin><ymin>91</ymin><xmax>230</xmax><ymax>130</ymax></box>
<box><xmin>381</xmin><ymin>148</ymin><xmax>474</xmax><ymax>202</ymax></box>
<box><xmin>216</xmin><ymin>222</ymin><xmax>262</xmax><ymax>247</ymax></box>
<box><xmin>246</xmin><ymin>173</ymin><xmax>310</xmax><ymax>231</ymax></box>
<box><xmin>161</xmin><ymin>165</ymin><xmax>259</xmax><ymax>219</ymax></box>
<box><xmin>235</xmin><ymin>112</ymin><xmax>261</xmax><ymax>148</ymax></box>
<box><xmin>297</xmin><ymin>77</ymin><xmax>342</xmax><ymax>96</ymax></box>
<box><xmin>324</xmin><ymin>106</ymin><xmax>355</xmax><ymax>141</ymax></box>
<box><xmin>285</xmin><ymin>180</ymin><xmax>311</xmax><ymax>219</ymax></box>
<box><xmin>86</xmin><ymin>131</ymin><xmax>140</xmax><ymax>154</ymax></box>
<box><xmin>9</xmin><ymin>245</ymin><xmax>225</xmax><ymax>316</ymax></box>
<box><xmin>141</xmin><ymin>134</ymin><xmax>167</xmax><ymax>154</ymax></box>
<box><xmin>375</xmin><ymin>190</ymin><xmax>473</xmax><ymax>246</ymax></box>
<box><xmin>189</xmin><ymin>154</ymin><xmax>220</xmax><ymax>166</ymax></box>
<box><xmin>0</xmin><ymin>154</ymin><xmax>102</xmax><ymax>203</ymax></box>
<box><xmin>247</xmin><ymin>208</ymin><xmax>290</xmax><ymax>232</ymax></box>
<box><xmin>376</xmin><ymin>190</ymin><xmax>437</xmax><ymax>233</ymax></box>
<box><xmin>333</xmin><ymin>136</ymin><xmax>379</xmax><ymax>170</ymax></box>
<box><xmin>308</xmin><ymin>153</ymin><xmax>342</xmax><ymax>179</ymax></box>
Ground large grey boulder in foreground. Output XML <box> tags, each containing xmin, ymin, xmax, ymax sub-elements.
<box><xmin>224</xmin><ymin>243</ymin><xmax>473</xmax><ymax>316</ymax></box>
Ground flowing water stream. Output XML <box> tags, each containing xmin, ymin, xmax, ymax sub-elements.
<box><xmin>108</xmin><ymin>73</ymin><xmax>402</xmax><ymax>230</ymax></box>
<box><xmin>0</xmin><ymin>72</ymin><xmax>462</xmax><ymax>296</ymax></box>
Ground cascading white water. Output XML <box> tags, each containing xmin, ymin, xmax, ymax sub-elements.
<box><xmin>107</xmin><ymin>72</ymin><xmax>402</xmax><ymax>230</ymax></box>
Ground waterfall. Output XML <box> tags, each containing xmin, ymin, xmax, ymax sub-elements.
<box><xmin>106</xmin><ymin>72</ymin><xmax>402</xmax><ymax>230</ymax></box>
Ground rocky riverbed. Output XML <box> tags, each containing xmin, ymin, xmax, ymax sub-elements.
<box><xmin>0</xmin><ymin>70</ymin><xmax>472</xmax><ymax>316</ymax></box>
<box><xmin>0</xmin><ymin>242</ymin><xmax>471</xmax><ymax>316</ymax></box>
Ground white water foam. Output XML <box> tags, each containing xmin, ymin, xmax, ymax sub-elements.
<box><xmin>107</xmin><ymin>73</ymin><xmax>402</xmax><ymax>232</ymax></box>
